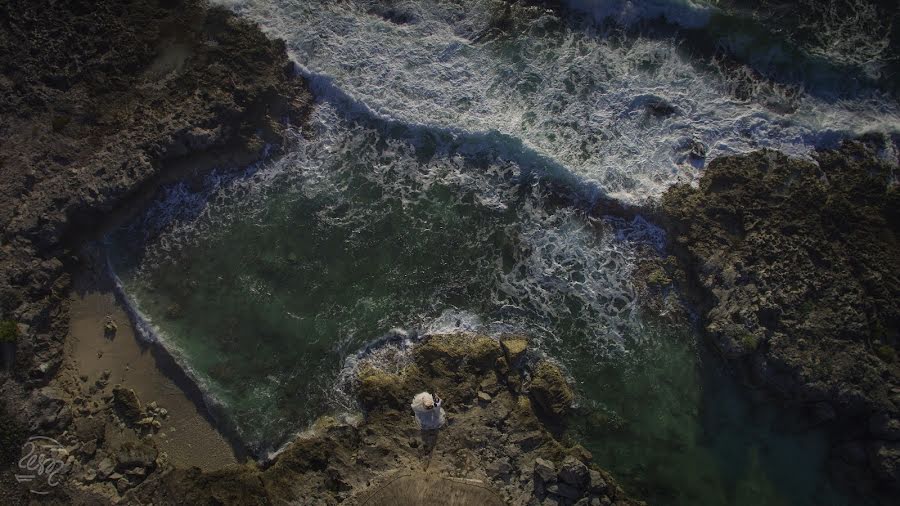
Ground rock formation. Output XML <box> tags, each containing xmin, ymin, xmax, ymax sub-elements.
<box><xmin>661</xmin><ymin>138</ymin><xmax>900</xmax><ymax>497</ymax></box>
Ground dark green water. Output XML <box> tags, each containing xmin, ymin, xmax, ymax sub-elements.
<box><xmin>567</xmin><ymin>333</ymin><xmax>860</xmax><ymax>505</ymax></box>
<box><xmin>108</xmin><ymin>102</ymin><xmax>867</xmax><ymax>505</ymax></box>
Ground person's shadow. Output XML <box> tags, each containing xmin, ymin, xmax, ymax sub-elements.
<box><xmin>420</xmin><ymin>428</ymin><xmax>439</xmax><ymax>471</ymax></box>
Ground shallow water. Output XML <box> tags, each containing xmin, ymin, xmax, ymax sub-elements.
<box><xmin>109</xmin><ymin>1</ymin><xmax>897</xmax><ymax>504</ymax></box>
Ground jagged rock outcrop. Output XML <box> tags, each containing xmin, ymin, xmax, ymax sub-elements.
<box><xmin>661</xmin><ymin>139</ymin><xmax>900</xmax><ymax>497</ymax></box>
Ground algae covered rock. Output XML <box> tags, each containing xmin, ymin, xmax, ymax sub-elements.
<box><xmin>528</xmin><ymin>360</ymin><xmax>575</xmax><ymax>419</ymax></box>
<box><xmin>356</xmin><ymin>334</ymin><xmax>508</xmax><ymax>412</ymax></box>
<box><xmin>357</xmin><ymin>366</ymin><xmax>406</xmax><ymax>412</ymax></box>
<box><xmin>501</xmin><ymin>336</ymin><xmax>528</xmax><ymax>365</ymax></box>
<box><xmin>414</xmin><ymin>333</ymin><xmax>504</xmax><ymax>373</ymax></box>
<box><xmin>0</xmin><ymin>320</ymin><xmax>18</xmax><ymax>342</ymax></box>
<box><xmin>131</xmin><ymin>333</ymin><xmax>642</xmax><ymax>505</ymax></box>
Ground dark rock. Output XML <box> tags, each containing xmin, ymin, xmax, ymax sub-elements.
<box><xmin>869</xmin><ymin>441</ymin><xmax>900</xmax><ymax>483</ymax></box>
<box><xmin>534</xmin><ymin>458</ymin><xmax>557</xmax><ymax>483</ymax></box>
<box><xmin>115</xmin><ymin>440</ymin><xmax>158</xmax><ymax>470</ymax></box>
<box><xmin>103</xmin><ymin>319</ymin><xmax>117</xmax><ymax>337</ymax></box>
<box><xmin>634</xmin><ymin>95</ymin><xmax>677</xmax><ymax>118</ymax></box>
<box><xmin>112</xmin><ymin>386</ymin><xmax>143</xmax><ymax>423</ymax></box>
<box><xmin>125</xmin><ymin>466</ymin><xmax>146</xmax><ymax>478</ymax></box>
<box><xmin>870</xmin><ymin>413</ymin><xmax>900</xmax><ymax>441</ymax></box>
<box><xmin>97</xmin><ymin>457</ymin><xmax>115</xmax><ymax>479</ymax></box>
<box><xmin>809</xmin><ymin>402</ymin><xmax>837</xmax><ymax>425</ymax></box>
<box><xmin>661</xmin><ymin>141</ymin><xmax>900</xmax><ymax>492</ymax></box>
<box><xmin>487</xmin><ymin>458</ymin><xmax>513</xmax><ymax>480</ymax></box>
<box><xmin>546</xmin><ymin>481</ymin><xmax>582</xmax><ymax>499</ymax></box>
<box><xmin>588</xmin><ymin>470</ymin><xmax>608</xmax><ymax>494</ymax></box>
<box><xmin>29</xmin><ymin>386</ymin><xmax>72</xmax><ymax>431</ymax></box>
<box><xmin>510</xmin><ymin>431</ymin><xmax>545</xmax><ymax>451</ymax></box>
<box><xmin>568</xmin><ymin>444</ymin><xmax>593</xmax><ymax>463</ymax></box>
<box><xmin>80</xmin><ymin>440</ymin><xmax>97</xmax><ymax>457</ymax></box>
<box><xmin>325</xmin><ymin>466</ymin><xmax>351</xmax><ymax>492</ymax></box>
<box><xmin>82</xmin><ymin>468</ymin><xmax>97</xmax><ymax>483</ymax></box>
<box><xmin>558</xmin><ymin>455</ymin><xmax>590</xmax><ymax>488</ymax></box>
<box><xmin>115</xmin><ymin>477</ymin><xmax>131</xmax><ymax>494</ymax></box>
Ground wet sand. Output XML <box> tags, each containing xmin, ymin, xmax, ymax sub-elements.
<box><xmin>65</xmin><ymin>275</ymin><xmax>237</xmax><ymax>471</ymax></box>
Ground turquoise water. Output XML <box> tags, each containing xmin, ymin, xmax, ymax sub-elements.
<box><xmin>109</xmin><ymin>1</ymin><xmax>899</xmax><ymax>504</ymax></box>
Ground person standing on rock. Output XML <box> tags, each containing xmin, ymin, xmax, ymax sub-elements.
<box><xmin>411</xmin><ymin>391</ymin><xmax>445</xmax><ymax>430</ymax></box>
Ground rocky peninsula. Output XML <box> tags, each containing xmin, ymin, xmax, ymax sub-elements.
<box><xmin>130</xmin><ymin>333</ymin><xmax>640</xmax><ymax>505</ymax></box>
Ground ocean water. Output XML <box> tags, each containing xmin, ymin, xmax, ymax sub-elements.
<box><xmin>108</xmin><ymin>1</ymin><xmax>898</xmax><ymax>504</ymax></box>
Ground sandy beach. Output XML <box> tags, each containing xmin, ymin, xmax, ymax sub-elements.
<box><xmin>64</xmin><ymin>268</ymin><xmax>237</xmax><ymax>471</ymax></box>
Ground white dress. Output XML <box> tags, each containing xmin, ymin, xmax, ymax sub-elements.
<box><xmin>411</xmin><ymin>392</ymin><xmax>446</xmax><ymax>429</ymax></box>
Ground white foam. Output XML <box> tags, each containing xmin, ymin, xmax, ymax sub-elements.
<box><xmin>213</xmin><ymin>0</ymin><xmax>899</xmax><ymax>205</ymax></box>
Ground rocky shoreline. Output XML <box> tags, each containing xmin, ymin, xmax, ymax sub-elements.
<box><xmin>1</xmin><ymin>0</ymin><xmax>898</xmax><ymax>505</ymax></box>
<box><xmin>0</xmin><ymin>0</ymin><xmax>311</xmax><ymax>382</ymax></box>
<box><xmin>0</xmin><ymin>1</ymin><xmax>640</xmax><ymax>504</ymax></box>
<box><xmin>660</xmin><ymin>138</ymin><xmax>900</xmax><ymax>500</ymax></box>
